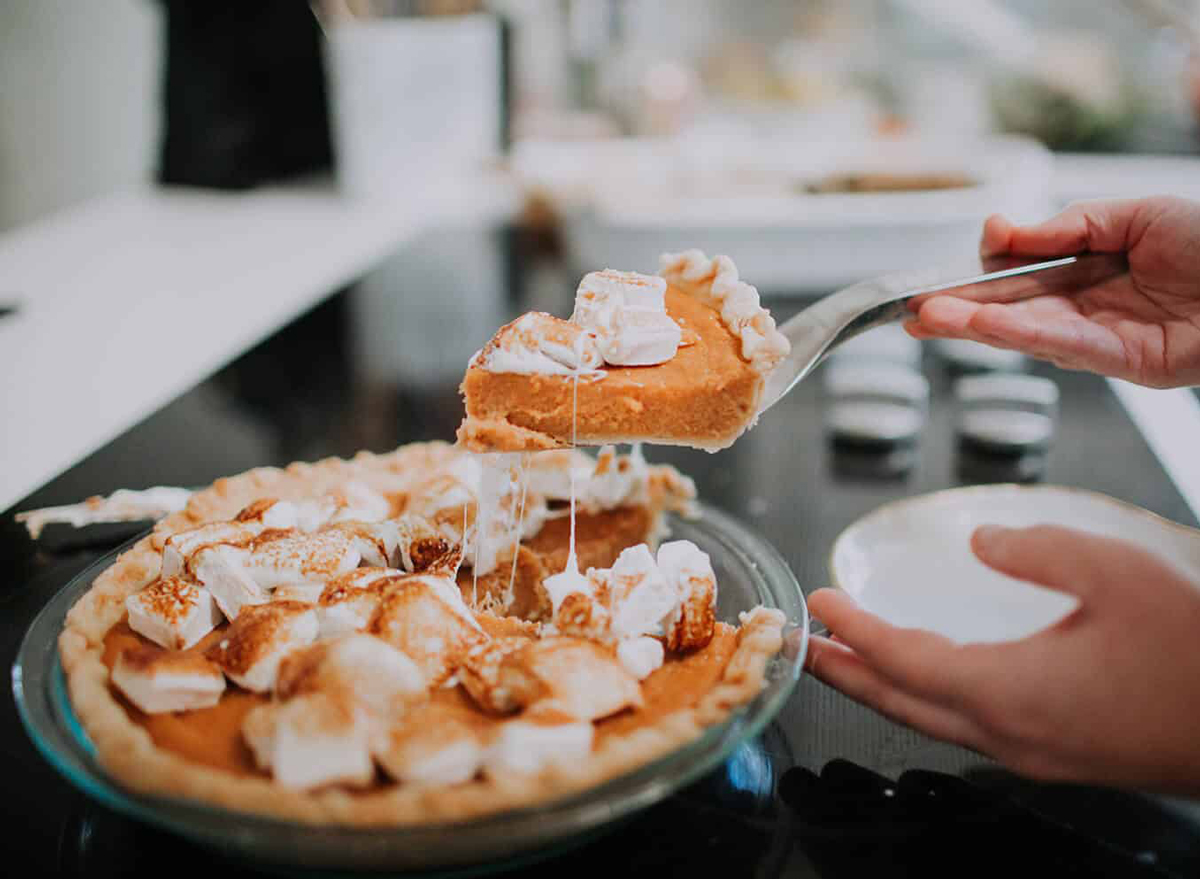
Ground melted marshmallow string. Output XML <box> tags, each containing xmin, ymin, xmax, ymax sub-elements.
<box><xmin>566</xmin><ymin>332</ymin><xmax>584</xmax><ymax>574</ymax></box>
<box><xmin>467</xmin><ymin>500</ymin><xmax>478</xmax><ymax>607</ymax></box>
<box><xmin>506</xmin><ymin>452</ymin><xmax>530</xmax><ymax>608</ymax></box>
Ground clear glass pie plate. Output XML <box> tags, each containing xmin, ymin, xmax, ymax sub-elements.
<box><xmin>13</xmin><ymin>504</ymin><xmax>808</xmax><ymax>874</ymax></box>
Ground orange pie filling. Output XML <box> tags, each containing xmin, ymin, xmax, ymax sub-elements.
<box><xmin>460</xmin><ymin>287</ymin><xmax>765</xmax><ymax>451</ymax></box>
<box><xmin>100</xmin><ymin>618</ymin><xmax>742</xmax><ymax>782</ymax></box>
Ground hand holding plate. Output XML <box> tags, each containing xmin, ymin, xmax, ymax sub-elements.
<box><xmin>807</xmin><ymin>523</ymin><xmax>1200</xmax><ymax>795</ymax></box>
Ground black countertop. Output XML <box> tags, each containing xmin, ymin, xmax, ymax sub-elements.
<box><xmin>4</xmin><ymin>239</ymin><xmax>1200</xmax><ymax>876</ymax></box>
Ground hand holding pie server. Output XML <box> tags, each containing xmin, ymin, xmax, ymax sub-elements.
<box><xmin>905</xmin><ymin>196</ymin><xmax>1200</xmax><ymax>388</ymax></box>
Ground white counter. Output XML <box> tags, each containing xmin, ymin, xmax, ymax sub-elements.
<box><xmin>0</xmin><ymin>178</ymin><xmax>519</xmax><ymax>510</ymax></box>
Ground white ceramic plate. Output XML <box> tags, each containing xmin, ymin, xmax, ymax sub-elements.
<box><xmin>829</xmin><ymin>485</ymin><xmax>1200</xmax><ymax>644</ymax></box>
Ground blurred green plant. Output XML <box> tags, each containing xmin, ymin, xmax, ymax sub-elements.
<box><xmin>990</xmin><ymin>74</ymin><xmax>1149</xmax><ymax>152</ymax></box>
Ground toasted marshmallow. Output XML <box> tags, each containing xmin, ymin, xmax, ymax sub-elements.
<box><xmin>125</xmin><ymin>577</ymin><xmax>222</xmax><ymax>650</ymax></box>
<box><xmin>616</xmin><ymin>636</ymin><xmax>664</xmax><ymax>680</ymax></box>
<box><xmin>373</xmin><ymin>702</ymin><xmax>487</xmax><ymax>786</ymax></box>
<box><xmin>407</xmin><ymin>453</ymin><xmax>532</xmax><ymax>579</ymax></box>
<box><xmin>410</xmin><ymin>453</ymin><xmax>480</xmax><ymax>518</ymax></box>
<box><xmin>111</xmin><ymin>645</ymin><xmax>225</xmax><ymax>714</ymax></box>
<box><xmin>190</xmin><ymin>544</ymin><xmax>268</xmax><ymax>620</ymax></box>
<box><xmin>404</xmin><ymin>462</ymin><xmax>479</xmax><ymax>554</ymax></box>
<box><xmin>571</xmin><ymin>269</ymin><xmax>680</xmax><ymax>366</ymax></box>
<box><xmin>520</xmin><ymin>449</ymin><xmax>591</xmax><ymax>502</ymax></box>
<box><xmin>607</xmin><ymin>545</ymin><xmax>678</xmax><ymax>640</ymax></box>
<box><xmin>657</xmin><ymin>540</ymin><xmax>718</xmax><ymax>652</ymax></box>
<box><xmin>317</xmin><ymin>568</ymin><xmax>403</xmax><ymax>638</ymax></box>
<box><xmin>404</xmin><ymin>454</ymin><xmax>548</xmax><ymax>579</ymax></box>
<box><xmin>276</xmin><ymin>633</ymin><xmax>426</xmax><ymax>716</ymax></box>
<box><xmin>603</xmin><ymin>308</ymin><xmax>682</xmax><ymax>366</ymax></box>
<box><xmin>573</xmin><ymin>269</ymin><xmax>667</xmax><ymax>331</ymax></box>
<box><xmin>459</xmin><ymin>636</ymin><xmax>533</xmax><ymax>714</ymax></box>
<box><xmin>408</xmin><ymin>453</ymin><xmax>540</xmax><ymax>569</ymax></box>
<box><xmin>327</xmin><ymin>481</ymin><xmax>393</xmax><ymax>524</ymax></box>
<box><xmin>551</xmin><ymin>544</ymin><xmax>676</xmax><ymax>645</ymax></box>
<box><xmin>369</xmin><ymin>575</ymin><xmax>486</xmax><ymax>686</ymax></box>
<box><xmin>327</xmin><ymin>519</ymin><xmax>401</xmax><ymax>568</ymax></box>
<box><xmin>417</xmin><ymin>573</ymin><xmax>484</xmax><ymax>632</ymax></box>
<box><xmin>287</xmin><ymin>482</ymin><xmax>390</xmax><ymax>533</ymax></box>
<box><xmin>485</xmin><ymin>715</ymin><xmax>594</xmax><ymax>776</ymax></box>
<box><xmin>234</xmin><ymin>498</ymin><xmax>300</xmax><ymax>530</ymax></box>
<box><xmin>271</xmin><ymin>692</ymin><xmax>374</xmax><ymax>789</ymax></box>
<box><xmin>241</xmin><ymin>702</ymin><xmax>277</xmax><ymax>771</ymax></box>
<box><xmin>393</xmin><ymin>513</ymin><xmax>454</xmax><ymax>572</ymax></box>
<box><xmin>292</xmin><ymin>496</ymin><xmax>343</xmax><ymax>533</ymax></box>
<box><xmin>542</xmin><ymin>565</ymin><xmax>592</xmax><ymax>617</ymax></box>
<box><xmin>161</xmin><ymin>522</ymin><xmax>258</xmax><ymax>578</ymax></box>
<box><xmin>474</xmin><ymin>312</ymin><xmax>604</xmax><ymax>375</ymax></box>
<box><xmin>497</xmin><ymin>637</ymin><xmax>642</xmax><ymax>721</ymax></box>
<box><xmin>523</xmin><ymin>447</ymin><xmax>646</xmax><ymax>514</ymax></box>
<box><xmin>417</xmin><ymin>542</ymin><xmax>464</xmax><ymax>578</ymax></box>
<box><xmin>586</xmin><ymin>445</ymin><xmax>650</xmax><ymax>509</ymax></box>
<box><xmin>271</xmin><ymin>583</ymin><xmax>325</xmax><ymax>604</ymax></box>
<box><xmin>553</xmin><ymin>589</ymin><xmax>612</xmax><ymax>642</ymax></box>
<box><xmin>245</xmin><ymin>530</ymin><xmax>360</xmax><ymax>591</ymax></box>
<box><xmin>205</xmin><ymin>601</ymin><xmax>319</xmax><ymax>692</ymax></box>
<box><xmin>404</xmin><ymin>482</ymin><xmax>472</xmax><ymax>550</ymax></box>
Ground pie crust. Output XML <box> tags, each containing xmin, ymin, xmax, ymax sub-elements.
<box><xmin>60</xmin><ymin>443</ymin><xmax>786</xmax><ymax>826</ymax></box>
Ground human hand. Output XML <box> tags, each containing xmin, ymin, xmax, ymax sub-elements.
<box><xmin>806</xmin><ymin>524</ymin><xmax>1200</xmax><ymax>794</ymax></box>
<box><xmin>905</xmin><ymin>196</ymin><xmax>1200</xmax><ymax>388</ymax></box>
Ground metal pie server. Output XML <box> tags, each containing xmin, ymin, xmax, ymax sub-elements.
<box><xmin>759</xmin><ymin>252</ymin><xmax>1130</xmax><ymax>412</ymax></box>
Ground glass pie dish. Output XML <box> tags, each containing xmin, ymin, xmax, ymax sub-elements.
<box><xmin>13</xmin><ymin>504</ymin><xmax>807</xmax><ymax>873</ymax></box>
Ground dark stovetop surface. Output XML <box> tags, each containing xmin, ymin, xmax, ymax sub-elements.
<box><xmin>3</xmin><ymin>242</ymin><xmax>1199</xmax><ymax>877</ymax></box>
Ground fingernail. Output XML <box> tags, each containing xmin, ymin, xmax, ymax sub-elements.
<box><xmin>974</xmin><ymin>525</ymin><xmax>1008</xmax><ymax>545</ymax></box>
<box><xmin>807</xmin><ymin>587</ymin><xmax>849</xmax><ymax>618</ymax></box>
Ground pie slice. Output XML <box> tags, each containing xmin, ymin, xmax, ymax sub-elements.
<box><xmin>457</xmin><ymin>250</ymin><xmax>790</xmax><ymax>452</ymax></box>
<box><xmin>58</xmin><ymin>442</ymin><xmax>786</xmax><ymax>826</ymax></box>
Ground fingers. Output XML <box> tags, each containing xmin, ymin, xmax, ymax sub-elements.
<box><xmin>911</xmin><ymin>295</ymin><xmax>988</xmax><ymax>339</ymax></box>
<box><xmin>807</xmin><ymin>589</ymin><xmax>978</xmax><ymax>703</ymax></box>
<box><xmin>972</xmin><ymin>523</ymin><xmax>1191</xmax><ymax>602</ymax></box>
<box><xmin>903</xmin><ymin>318</ymin><xmax>933</xmax><ymax>340</ymax></box>
<box><xmin>978</xmin><ymin>199</ymin><xmax>1149</xmax><ymax>259</ymax></box>
<box><xmin>805</xmin><ymin>635</ymin><xmax>992</xmax><ymax>752</ymax></box>
<box><xmin>979</xmin><ymin>213</ymin><xmax>1017</xmax><ymax>258</ymax></box>
<box><xmin>960</xmin><ymin>300</ymin><xmax>1129</xmax><ymax>372</ymax></box>
<box><xmin>907</xmin><ymin>296</ymin><xmax>1045</xmax><ymax>356</ymax></box>
<box><xmin>971</xmin><ymin>525</ymin><xmax>1110</xmax><ymax>600</ymax></box>
<box><xmin>908</xmin><ymin>295</ymin><xmax>1130</xmax><ymax>376</ymax></box>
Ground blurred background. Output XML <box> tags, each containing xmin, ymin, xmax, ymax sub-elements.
<box><xmin>5</xmin><ymin>0</ymin><xmax>1200</xmax><ymax>231</ymax></box>
<box><xmin>10</xmin><ymin>9</ymin><xmax>1200</xmax><ymax>876</ymax></box>
<box><xmin>5</xmin><ymin>0</ymin><xmax>1200</xmax><ymax>509</ymax></box>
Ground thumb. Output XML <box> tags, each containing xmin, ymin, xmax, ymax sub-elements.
<box><xmin>979</xmin><ymin>213</ymin><xmax>1016</xmax><ymax>258</ymax></box>
<box><xmin>994</xmin><ymin>198</ymin><xmax>1148</xmax><ymax>257</ymax></box>
<box><xmin>970</xmin><ymin>524</ymin><xmax>1118</xmax><ymax>601</ymax></box>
